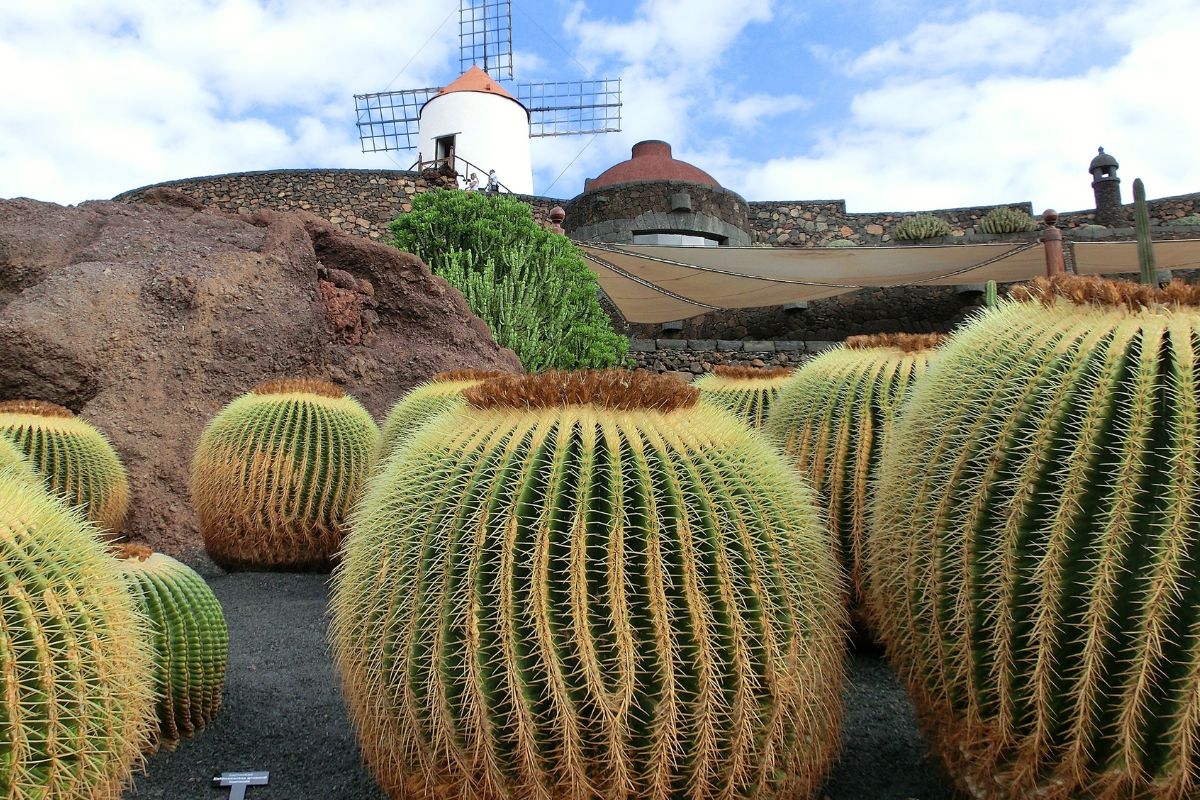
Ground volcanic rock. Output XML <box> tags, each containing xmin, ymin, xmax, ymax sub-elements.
<box><xmin>0</xmin><ymin>190</ymin><xmax>520</xmax><ymax>563</ymax></box>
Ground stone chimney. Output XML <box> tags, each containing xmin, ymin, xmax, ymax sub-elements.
<box><xmin>1090</xmin><ymin>146</ymin><xmax>1124</xmax><ymax>226</ymax></box>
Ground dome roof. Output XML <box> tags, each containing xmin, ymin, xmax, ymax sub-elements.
<box><xmin>585</xmin><ymin>141</ymin><xmax>720</xmax><ymax>192</ymax></box>
<box><xmin>1090</xmin><ymin>146</ymin><xmax>1118</xmax><ymax>171</ymax></box>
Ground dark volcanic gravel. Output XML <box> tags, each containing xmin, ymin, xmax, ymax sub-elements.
<box><xmin>127</xmin><ymin>573</ymin><xmax>956</xmax><ymax>800</ymax></box>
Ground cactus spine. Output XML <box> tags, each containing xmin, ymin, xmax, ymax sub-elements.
<box><xmin>115</xmin><ymin>544</ymin><xmax>229</xmax><ymax>750</ymax></box>
<box><xmin>693</xmin><ymin>365</ymin><xmax>795</xmax><ymax>428</ymax></box>
<box><xmin>0</xmin><ymin>399</ymin><xmax>131</xmax><ymax>533</ymax></box>
<box><xmin>0</xmin><ymin>470</ymin><xmax>154</xmax><ymax>798</ymax></box>
<box><xmin>870</xmin><ymin>275</ymin><xmax>1200</xmax><ymax>799</ymax></box>
<box><xmin>0</xmin><ymin>436</ymin><xmax>37</xmax><ymax>484</ymax></box>
<box><xmin>191</xmin><ymin>378</ymin><xmax>380</xmax><ymax>570</ymax></box>
<box><xmin>377</xmin><ymin>369</ymin><xmax>509</xmax><ymax>467</ymax></box>
<box><xmin>764</xmin><ymin>333</ymin><xmax>943</xmax><ymax>630</ymax></box>
<box><xmin>332</xmin><ymin>371</ymin><xmax>846</xmax><ymax>800</ymax></box>
<box><xmin>1134</xmin><ymin>177</ymin><xmax>1157</xmax><ymax>285</ymax></box>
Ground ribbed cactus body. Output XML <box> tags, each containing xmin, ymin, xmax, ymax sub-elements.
<box><xmin>693</xmin><ymin>365</ymin><xmax>794</xmax><ymax>428</ymax></box>
<box><xmin>0</xmin><ymin>399</ymin><xmax>130</xmax><ymax>533</ymax></box>
<box><xmin>332</xmin><ymin>371</ymin><xmax>845</xmax><ymax>800</ymax></box>
<box><xmin>0</xmin><ymin>471</ymin><xmax>154</xmax><ymax>798</ymax></box>
<box><xmin>191</xmin><ymin>379</ymin><xmax>380</xmax><ymax>570</ymax></box>
<box><xmin>0</xmin><ymin>436</ymin><xmax>36</xmax><ymax>484</ymax></box>
<box><xmin>765</xmin><ymin>334</ymin><xmax>942</xmax><ymax>629</ymax></box>
<box><xmin>116</xmin><ymin>545</ymin><xmax>228</xmax><ymax>750</ymax></box>
<box><xmin>377</xmin><ymin>370</ymin><xmax>508</xmax><ymax>467</ymax></box>
<box><xmin>870</xmin><ymin>276</ymin><xmax>1200</xmax><ymax>800</ymax></box>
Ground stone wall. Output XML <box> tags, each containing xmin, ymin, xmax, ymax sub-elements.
<box><xmin>628</xmin><ymin>338</ymin><xmax>834</xmax><ymax>378</ymax></box>
<box><xmin>1057</xmin><ymin>190</ymin><xmax>1200</xmax><ymax>228</ymax></box>
<box><xmin>565</xmin><ymin>180</ymin><xmax>752</xmax><ymax>245</ymax></box>
<box><xmin>114</xmin><ymin>168</ymin><xmax>563</xmax><ymax>242</ymax></box>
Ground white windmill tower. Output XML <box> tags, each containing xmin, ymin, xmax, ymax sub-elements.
<box><xmin>354</xmin><ymin>0</ymin><xmax>622</xmax><ymax>196</ymax></box>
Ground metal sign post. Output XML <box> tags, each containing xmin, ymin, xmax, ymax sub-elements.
<box><xmin>214</xmin><ymin>771</ymin><xmax>269</xmax><ymax>800</ymax></box>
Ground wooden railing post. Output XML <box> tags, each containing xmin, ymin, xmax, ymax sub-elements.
<box><xmin>1040</xmin><ymin>209</ymin><xmax>1065</xmax><ymax>276</ymax></box>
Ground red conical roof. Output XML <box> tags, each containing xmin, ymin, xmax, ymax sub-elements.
<box><xmin>585</xmin><ymin>141</ymin><xmax>720</xmax><ymax>192</ymax></box>
<box><xmin>437</xmin><ymin>66</ymin><xmax>517</xmax><ymax>101</ymax></box>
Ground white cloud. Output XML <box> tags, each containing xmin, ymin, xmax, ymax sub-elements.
<box><xmin>717</xmin><ymin>93</ymin><xmax>811</xmax><ymax>129</ymax></box>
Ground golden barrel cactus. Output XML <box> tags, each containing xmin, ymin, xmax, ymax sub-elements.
<box><xmin>764</xmin><ymin>333</ymin><xmax>943</xmax><ymax>627</ymax></box>
<box><xmin>0</xmin><ymin>436</ymin><xmax>36</xmax><ymax>484</ymax></box>
<box><xmin>332</xmin><ymin>370</ymin><xmax>845</xmax><ymax>800</ymax></box>
<box><xmin>0</xmin><ymin>399</ymin><xmax>131</xmax><ymax>533</ymax></box>
<box><xmin>191</xmin><ymin>378</ymin><xmax>380</xmax><ymax>570</ymax></box>
<box><xmin>377</xmin><ymin>369</ymin><xmax>510</xmax><ymax>466</ymax></box>
<box><xmin>870</xmin><ymin>276</ymin><xmax>1200</xmax><ymax>799</ymax></box>
<box><xmin>0</xmin><ymin>470</ymin><xmax>154</xmax><ymax>798</ymax></box>
<box><xmin>693</xmin><ymin>364</ymin><xmax>795</xmax><ymax>427</ymax></box>
<box><xmin>115</xmin><ymin>544</ymin><xmax>229</xmax><ymax>750</ymax></box>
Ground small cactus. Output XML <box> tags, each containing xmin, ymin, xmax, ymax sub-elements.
<box><xmin>765</xmin><ymin>333</ymin><xmax>944</xmax><ymax>632</ymax></box>
<box><xmin>1134</xmin><ymin>177</ymin><xmax>1157</xmax><ymax>285</ymax></box>
<box><xmin>985</xmin><ymin>279</ymin><xmax>999</xmax><ymax>307</ymax></box>
<box><xmin>0</xmin><ymin>470</ymin><xmax>154</xmax><ymax>798</ymax></box>
<box><xmin>191</xmin><ymin>378</ymin><xmax>380</xmax><ymax>570</ymax></box>
<box><xmin>1168</xmin><ymin>213</ymin><xmax>1200</xmax><ymax>226</ymax></box>
<box><xmin>823</xmin><ymin>238</ymin><xmax>858</xmax><ymax>248</ymax></box>
<box><xmin>0</xmin><ymin>399</ymin><xmax>131</xmax><ymax>533</ymax></box>
<box><xmin>332</xmin><ymin>370</ymin><xmax>846</xmax><ymax>800</ymax></box>
<box><xmin>977</xmin><ymin>207</ymin><xmax>1037</xmax><ymax>234</ymax></box>
<box><xmin>693</xmin><ymin>364</ymin><xmax>795</xmax><ymax>427</ymax></box>
<box><xmin>115</xmin><ymin>544</ymin><xmax>229</xmax><ymax>750</ymax></box>
<box><xmin>893</xmin><ymin>214</ymin><xmax>952</xmax><ymax>241</ymax></box>
<box><xmin>870</xmin><ymin>275</ymin><xmax>1200</xmax><ymax>799</ymax></box>
<box><xmin>377</xmin><ymin>369</ymin><xmax>510</xmax><ymax>467</ymax></box>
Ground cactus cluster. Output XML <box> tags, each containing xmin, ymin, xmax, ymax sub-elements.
<box><xmin>893</xmin><ymin>214</ymin><xmax>952</xmax><ymax>241</ymax></box>
<box><xmin>115</xmin><ymin>544</ymin><xmax>229</xmax><ymax>750</ymax></box>
<box><xmin>693</xmin><ymin>364</ymin><xmax>795</xmax><ymax>428</ymax></box>
<box><xmin>1168</xmin><ymin>213</ymin><xmax>1200</xmax><ymax>226</ymax></box>
<box><xmin>977</xmin><ymin>206</ymin><xmax>1036</xmax><ymax>234</ymax></box>
<box><xmin>0</xmin><ymin>399</ymin><xmax>131</xmax><ymax>533</ymax></box>
<box><xmin>0</xmin><ymin>470</ymin><xmax>154</xmax><ymax>798</ymax></box>
<box><xmin>377</xmin><ymin>369</ymin><xmax>509</xmax><ymax>467</ymax></box>
<box><xmin>823</xmin><ymin>238</ymin><xmax>858</xmax><ymax>247</ymax></box>
<box><xmin>765</xmin><ymin>333</ymin><xmax>944</xmax><ymax>630</ymax></box>
<box><xmin>191</xmin><ymin>378</ymin><xmax>380</xmax><ymax>570</ymax></box>
<box><xmin>870</xmin><ymin>275</ymin><xmax>1200</xmax><ymax>799</ymax></box>
<box><xmin>332</xmin><ymin>370</ymin><xmax>845</xmax><ymax>800</ymax></box>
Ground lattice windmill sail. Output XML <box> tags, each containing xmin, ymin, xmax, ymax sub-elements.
<box><xmin>353</xmin><ymin>0</ymin><xmax>622</xmax><ymax>195</ymax></box>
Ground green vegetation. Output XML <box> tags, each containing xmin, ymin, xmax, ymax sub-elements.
<box><xmin>1134</xmin><ymin>177</ymin><xmax>1157</xmax><ymax>284</ymax></box>
<box><xmin>823</xmin><ymin>238</ymin><xmax>858</xmax><ymax>247</ymax></box>
<box><xmin>390</xmin><ymin>190</ymin><xmax>628</xmax><ymax>371</ymax></box>
<box><xmin>1168</xmin><ymin>213</ymin><xmax>1200</xmax><ymax>226</ymax></box>
<box><xmin>332</xmin><ymin>371</ymin><xmax>845</xmax><ymax>800</ymax></box>
<box><xmin>693</xmin><ymin>365</ymin><xmax>794</xmax><ymax>428</ymax></box>
<box><xmin>893</xmin><ymin>214</ymin><xmax>952</xmax><ymax>241</ymax></box>
<box><xmin>869</xmin><ymin>276</ymin><xmax>1200</xmax><ymax>799</ymax></box>
<box><xmin>190</xmin><ymin>378</ymin><xmax>379</xmax><ymax>570</ymax></box>
<box><xmin>977</xmin><ymin>206</ymin><xmax>1036</xmax><ymax>234</ymax></box>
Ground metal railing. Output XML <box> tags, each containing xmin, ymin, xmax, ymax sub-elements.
<box><xmin>409</xmin><ymin>153</ymin><xmax>517</xmax><ymax>194</ymax></box>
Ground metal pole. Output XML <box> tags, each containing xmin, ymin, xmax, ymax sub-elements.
<box><xmin>1040</xmin><ymin>209</ymin><xmax>1065</xmax><ymax>276</ymax></box>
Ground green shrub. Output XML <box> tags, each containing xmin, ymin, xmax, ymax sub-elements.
<box><xmin>893</xmin><ymin>214</ymin><xmax>952</xmax><ymax>241</ymax></box>
<box><xmin>390</xmin><ymin>190</ymin><xmax>627</xmax><ymax>371</ymax></box>
<box><xmin>823</xmin><ymin>238</ymin><xmax>858</xmax><ymax>247</ymax></box>
<box><xmin>977</xmin><ymin>206</ymin><xmax>1036</xmax><ymax>234</ymax></box>
<box><xmin>1168</xmin><ymin>213</ymin><xmax>1200</xmax><ymax>226</ymax></box>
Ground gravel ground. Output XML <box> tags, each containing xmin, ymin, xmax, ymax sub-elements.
<box><xmin>128</xmin><ymin>573</ymin><xmax>957</xmax><ymax>800</ymax></box>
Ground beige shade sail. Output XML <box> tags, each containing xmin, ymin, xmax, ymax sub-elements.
<box><xmin>580</xmin><ymin>239</ymin><xmax>1200</xmax><ymax>324</ymax></box>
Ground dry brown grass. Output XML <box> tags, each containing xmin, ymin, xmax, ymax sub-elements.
<box><xmin>1009</xmin><ymin>274</ymin><xmax>1200</xmax><ymax>309</ymax></box>
<box><xmin>464</xmin><ymin>370</ymin><xmax>699</xmax><ymax>412</ymax></box>
<box><xmin>0</xmin><ymin>399</ymin><xmax>75</xmax><ymax>418</ymax></box>
<box><xmin>844</xmin><ymin>333</ymin><xmax>948</xmax><ymax>352</ymax></box>
<box><xmin>433</xmin><ymin>369</ymin><xmax>514</xmax><ymax>382</ymax></box>
<box><xmin>252</xmin><ymin>378</ymin><xmax>346</xmax><ymax>398</ymax></box>
<box><xmin>114</xmin><ymin>542</ymin><xmax>153</xmax><ymax>561</ymax></box>
<box><xmin>711</xmin><ymin>365</ymin><xmax>795</xmax><ymax>380</ymax></box>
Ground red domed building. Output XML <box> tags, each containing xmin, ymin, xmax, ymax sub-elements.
<box><xmin>564</xmin><ymin>140</ymin><xmax>753</xmax><ymax>246</ymax></box>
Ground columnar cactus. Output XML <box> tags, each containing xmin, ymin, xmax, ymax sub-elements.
<box><xmin>0</xmin><ymin>399</ymin><xmax>131</xmax><ymax>533</ymax></box>
<box><xmin>764</xmin><ymin>333</ymin><xmax>943</xmax><ymax>629</ymax></box>
<box><xmin>0</xmin><ymin>470</ymin><xmax>154</xmax><ymax>798</ymax></box>
<box><xmin>191</xmin><ymin>378</ymin><xmax>380</xmax><ymax>570</ymax></box>
<box><xmin>978</xmin><ymin>206</ymin><xmax>1037</xmax><ymax>234</ymax></box>
<box><xmin>115</xmin><ymin>544</ymin><xmax>229</xmax><ymax>750</ymax></box>
<box><xmin>377</xmin><ymin>369</ymin><xmax>509</xmax><ymax>466</ymax></box>
<box><xmin>693</xmin><ymin>365</ymin><xmax>795</xmax><ymax>428</ymax></box>
<box><xmin>893</xmin><ymin>214</ymin><xmax>952</xmax><ymax>241</ymax></box>
<box><xmin>332</xmin><ymin>370</ymin><xmax>846</xmax><ymax>800</ymax></box>
<box><xmin>870</xmin><ymin>275</ymin><xmax>1200</xmax><ymax>800</ymax></box>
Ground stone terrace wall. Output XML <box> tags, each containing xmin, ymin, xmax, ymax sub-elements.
<box><xmin>1057</xmin><ymin>190</ymin><xmax>1200</xmax><ymax>228</ymax></box>
<box><xmin>114</xmin><ymin>168</ymin><xmax>563</xmax><ymax>242</ymax></box>
<box><xmin>629</xmin><ymin>339</ymin><xmax>834</xmax><ymax>378</ymax></box>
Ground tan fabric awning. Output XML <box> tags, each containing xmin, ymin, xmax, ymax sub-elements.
<box><xmin>580</xmin><ymin>239</ymin><xmax>1200</xmax><ymax>324</ymax></box>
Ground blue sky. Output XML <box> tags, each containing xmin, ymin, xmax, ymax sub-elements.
<box><xmin>2</xmin><ymin>0</ymin><xmax>1198</xmax><ymax>213</ymax></box>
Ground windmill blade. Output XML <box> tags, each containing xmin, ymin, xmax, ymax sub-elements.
<box><xmin>354</xmin><ymin>87</ymin><xmax>441</xmax><ymax>152</ymax></box>
<box><xmin>518</xmin><ymin>79</ymin><xmax>623</xmax><ymax>137</ymax></box>
<box><xmin>460</xmin><ymin>0</ymin><xmax>513</xmax><ymax>79</ymax></box>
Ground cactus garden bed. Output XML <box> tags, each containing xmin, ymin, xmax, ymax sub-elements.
<box><xmin>126</xmin><ymin>571</ymin><xmax>955</xmax><ymax>800</ymax></box>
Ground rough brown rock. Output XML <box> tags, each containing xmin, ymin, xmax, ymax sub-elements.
<box><xmin>0</xmin><ymin>190</ymin><xmax>520</xmax><ymax>564</ymax></box>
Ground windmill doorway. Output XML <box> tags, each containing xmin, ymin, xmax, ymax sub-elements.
<box><xmin>434</xmin><ymin>135</ymin><xmax>456</xmax><ymax>170</ymax></box>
